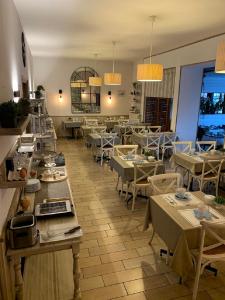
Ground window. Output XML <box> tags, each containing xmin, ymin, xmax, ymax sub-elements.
<box><xmin>70</xmin><ymin>67</ymin><xmax>101</xmax><ymax>113</ymax></box>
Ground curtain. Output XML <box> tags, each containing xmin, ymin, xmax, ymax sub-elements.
<box><xmin>144</xmin><ymin>67</ymin><xmax>176</xmax><ymax>98</ymax></box>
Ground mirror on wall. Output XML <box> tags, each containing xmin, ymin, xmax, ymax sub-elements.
<box><xmin>70</xmin><ymin>67</ymin><xmax>101</xmax><ymax>113</ymax></box>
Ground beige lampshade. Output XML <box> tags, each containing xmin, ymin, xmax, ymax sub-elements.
<box><xmin>215</xmin><ymin>41</ymin><xmax>225</xmax><ymax>73</ymax></box>
<box><xmin>71</xmin><ymin>80</ymin><xmax>87</xmax><ymax>88</ymax></box>
<box><xmin>137</xmin><ymin>63</ymin><xmax>163</xmax><ymax>81</ymax></box>
<box><xmin>104</xmin><ymin>73</ymin><xmax>122</xmax><ymax>85</ymax></box>
<box><xmin>89</xmin><ymin>76</ymin><xmax>102</xmax><ymax>86</ymax></box>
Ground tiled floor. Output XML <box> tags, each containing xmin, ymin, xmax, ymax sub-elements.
<box><xmin>56</xmin><ymin>138</ymin><xmax>225</xmax><ymax>300</ymax></box>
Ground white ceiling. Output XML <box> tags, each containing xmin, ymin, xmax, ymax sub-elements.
<box><xmin>13</xmin><ymin>0</ymin><xmax>225</xmax><ymax>62</ymax></box>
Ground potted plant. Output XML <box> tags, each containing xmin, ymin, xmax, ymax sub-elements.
<box><xmin>34</xmin><ymin>85</ymin><xmax>45</xmax><ymax>99</ymax></box>
<box><xmin>34</xmin><ymin>90</ymin><xmax>42</xmax><ymax>99</ymax></box>
<box><xmin>214</xmin><ymin>196</ymin><xmax>225</xmax><ymax>206</ymax></box>
<box><xmin>144</xmin><ymin>149</ymin><xmax>155</xmax><ymax>160</ymax></box>
<box><xmin>17</xmin><ymin>98</ymin><xmax>31</xmax><ymax>116</ymax></box>
<box><xmin>0</xmin><ymin>100</ymin><xmax>18</xmax><ymax>128</ymax></box>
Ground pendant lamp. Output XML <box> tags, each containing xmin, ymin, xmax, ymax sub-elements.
<box><xmin>215</xmin><ymin>41</ymin><xmax>225</xmax><ymax>73</ymax></box>
<box><xmin>71</xmin><ymin>80</ymin><xmax>87</xmax><ymax>88</ymax></box>
<box><xmin>104</xmin><ymin>41</ymin><xmax>122</xmax><ymax>85</ymax></box>
<box><xmin>137</xmin><ymin>16</ymin><xmax>163</xmax><ymax>82</ymax></box>
<box><xmin>89</xmin><ymin>54</ymin><xmax>102</xmax><ymax>86</ymax></box>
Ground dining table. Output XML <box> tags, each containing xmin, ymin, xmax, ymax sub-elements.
<box><xmin>143</xmin><ymin>190</ymin><xmax>225</xmax><ymax>280</ymax></box>
<box><xmin>110</xmin><ymin>155</ymin><xmax>164</xmax><ymax>182</ymax></box>
<box><xmin>62</xmin><ymin>120</ymin><xmax>83</xmax><ymax>139</ymax></box>
<box><xmin>170</xmin><ymin>152</ymin><xmax>225</xmax><ymax>174</ymax></box>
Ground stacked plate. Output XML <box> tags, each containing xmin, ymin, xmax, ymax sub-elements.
<box><xmin>25</xmin><ymin>179</ymin><xmax>41</xmax><ymax>193</ymax></box>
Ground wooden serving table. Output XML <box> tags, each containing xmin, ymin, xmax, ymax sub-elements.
<box><xmin>7</xmin><ymin>167</ymin><xmax>82</xmax><ymax>300</ymax></box>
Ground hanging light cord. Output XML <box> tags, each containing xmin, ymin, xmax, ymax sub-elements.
<box><xmin>149</xmin><ymin>16</ymin><xmax>156</xmax><ymax>64</ymax></box>
<box><xmin>94</xmin><ymin>53</ymin><xmax>98</xmax><ymax>77</ymax></box>
<box><xmin>112</xmin><ymin>41</ymin><xmax>116</xmax><ymax>73</ymax></box>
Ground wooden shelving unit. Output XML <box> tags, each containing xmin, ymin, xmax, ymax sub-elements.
<box><xmin>0</xmin><ymin>114</ymin><xmax>31</xmax><ymax>136</ymax></box>
<box><xmin>0</xmin><ymin>115</ymin><xmax>33</xmax><ymax>189</ymax></box>
<box><xmin>0</xmin><ymin>156</ymin><xmax>33</xmax><ymax>189</ymax></box>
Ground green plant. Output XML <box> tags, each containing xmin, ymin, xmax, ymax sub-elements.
<box><xmin>34</xmin><ymin>85</ymin><xmax>45</xmax><ymax>99</ymax></box>
<box><xmin>0</xmin><ymin>100</ymin><xmax>18</xmax><ymax>128</ymax></box>
<box><xmin>37</xmin><ymin>85</ymin><xmax>45</xmax><ymax>91</ymax></box>
<box><xmin>34</xmin><ymin>90</ymin><xmax>42</xmax><ymax>99</ymax></box>
<box><xmin>214</xmin><ymin>196</ymin><xmax>225</xmax><ymax>205</ymax></box>
<box><xmin>144</xmin><ymin>149</ymin><xmax>153</xmax><ymax>157</ymax></box>
<box><xmin>17</xmin><ymin>98</ymin><xmax>30</xmax><ymax>116</ymax></box>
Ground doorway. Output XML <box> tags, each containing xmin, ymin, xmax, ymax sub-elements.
<box><xmin>197</xmin><ymin>67</ymin><xmax>225</xmax><ymax>147</ymax></box>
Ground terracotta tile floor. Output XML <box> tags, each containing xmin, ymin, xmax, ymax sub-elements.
<box><xmin>56</xmin><ymin>138</ymin><xmax>225</xmax><ymax>300</ymax></box>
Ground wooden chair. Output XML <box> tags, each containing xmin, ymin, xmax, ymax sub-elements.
<box><xmin>148</xmin><ymin>172</ymin><xmax>182</xmax><ymax>195</ymax></box>
<box><xmin>97</xmin><ymin>133</ymin><xmax>116</xmax><ymax>166</ymax></box>
<box><xmin>143</xmin><ymin>133</ymin><xmax>162</xmax><ymax>160</ymax></box>
<box><xmin>114</xmin><ymin>145</ymin><xmax>138</xmax><ymax>157</ymax></box>
<box><xmin>91</xmin><ymin>127</ymin><xmax>106</xmax><ymax>134</ymax></box>
<box><xmin>161</xmin><ymin>132</ymin><xmax>177</xmax><ymax>160</ymax></box>
<box><xmin>85</xmin><ymin>119</ymin><xmax>98</xmax><ymax>126</ymax></box>
<box><xmin>121</xmin><ymin>126</ymin><xmax>133</xmax><ymax>144</ymax></box>
<box><xmin>131</xmin><ymin>125</ymin><xmax>145</xmax><ymax>134</ymax></box>
<box><xmin>114</xmin><ymin>145</ymin><xmax>139</xmax><ymax>194</ymax></box>
<box><xmin>147</xmin><ymin>126</ymin><xmax>161</xmax><ymax>133</ymax></box>
<box><xmin>196</xmin><ymin>141</ymin><xmax>216</xmax><ymax>152</ymax></box>
<box><xmin>192</xmin><ymin>220</ymin><xmax>225</xmax><ymax>300</ymax></box>
<box><xmin>131</xmin><ymin>162</ymin><xmax>160</xmax><ymax>211</ymax></box>
<box><xmin>172</xmin><ymin>141</ymin><xmax>192</xmax><ymax>154</ymax></box>
<box><xmin>187</xmin><ymin>159</ymin><xmax>224</xmax><ymax>196</ymax></box>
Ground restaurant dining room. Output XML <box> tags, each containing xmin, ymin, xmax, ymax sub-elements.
<box><xmin>1</xmin><ymin>0</ymin><xmax>225</xmax><ymax>299</ymax></box>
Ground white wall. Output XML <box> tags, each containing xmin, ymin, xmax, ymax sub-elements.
<box><xmin>0</xmin><ymin>0</ymin><xmax>33</xmax><ymax>102</ymax></box>
<box><xmin>0</xmin><ymin>0</ymin><xmax>33</xmax><ymax>214</ymax></box>
<box><xmin>176</xmin><ymin>62</ymin><xmax>213</xmax><ymax>141</ymax></box>
<box><xmin>33</xmin><ymin>56</ymin><xmax>133</xmax><ymax>116</ymax></box>
<box><xmin>134</xmin><ymin>33</ymin><xmax>225</xmax><ymax>131</ymax></box>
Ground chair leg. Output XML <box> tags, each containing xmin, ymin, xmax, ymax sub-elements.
<box><xmin>149</xmin><ymin>229</ymin><xmax>155</xmax><ymax>245</ymax></box>
<box><xmin>116</xmin><ymin>175</ymin><xmax>120</xmax><ymax>191</ymax></box>
<box><xmin>156</xmin><ymin>149</ymin><xmax>159</xmax><ymax>161</ymax></box>
<box><xmin>216</xmin><ymin>180</ymin><xmax>219</xmax><ymax>197</ymax></box>
<box><xmin>132</xmin><ymin>187</ymin><xmax>136</xmax><ymax>211</ymax></box>
<box><xmin>121</xmin><ymin>181</ymin><xmax>124</xmax><ymax>197</ymax></box>
<box><xmin>125</xmin><ymin>182</ymin><xmax>129</xmax><ymax>200</ymax></box>
<box><xmin>166</xmin><ymin>248</ymin><xmax>170</xmax><ymax>265</ymax></box>
<box><xmin>192</xmin><ymin>257</ymin><xmax>202</xmax><ymax>300</ymax></box>
<box><xmin>101</xmin><ymin>152</ymin><xmax>104</xmax><ymax>166</ymax></box>
<box><xmin>161</xmin><ymin>149</ymin><xmax>165</xmax><ymax>161</ymax></box>
<box><xmin>187</xmin><ymin>174</ymin><xmax>192</xmax><ymax>191</ymax></box>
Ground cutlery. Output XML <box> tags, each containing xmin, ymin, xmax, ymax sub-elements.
<box><xmin>41</xmin><ymin>225</ymin><xmax>81</xmax><ymax>241</ymax></box>
<box><xmin>211</xmin><ymin>213</ymin><xmax>219</xmax><ymax>219</ymax></box>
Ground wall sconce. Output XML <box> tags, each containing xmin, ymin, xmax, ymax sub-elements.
<box><xmin>58</xmin><ymin>89</ymin><xmax>63</xmax><ymax>102</ymax></box>
<box><xmin>13</xmin><ymin>90</ymin><xmax>20</xmax><ymax>103</ymax></box>
<box><xmin>107</xmin><ymin>91</ymin><xmax>112</xmax><ymax>104</ymax></box>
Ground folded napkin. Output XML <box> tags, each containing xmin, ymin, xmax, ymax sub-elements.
<box><xmin>193</xmin><ymin>208</ymin><xmax>212</xmax><ymax>220</ymax></box>
<box><xmin>164</xmin><ymin>193</ymin><xmax>202</xmax><ymax>207</ymax></box>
